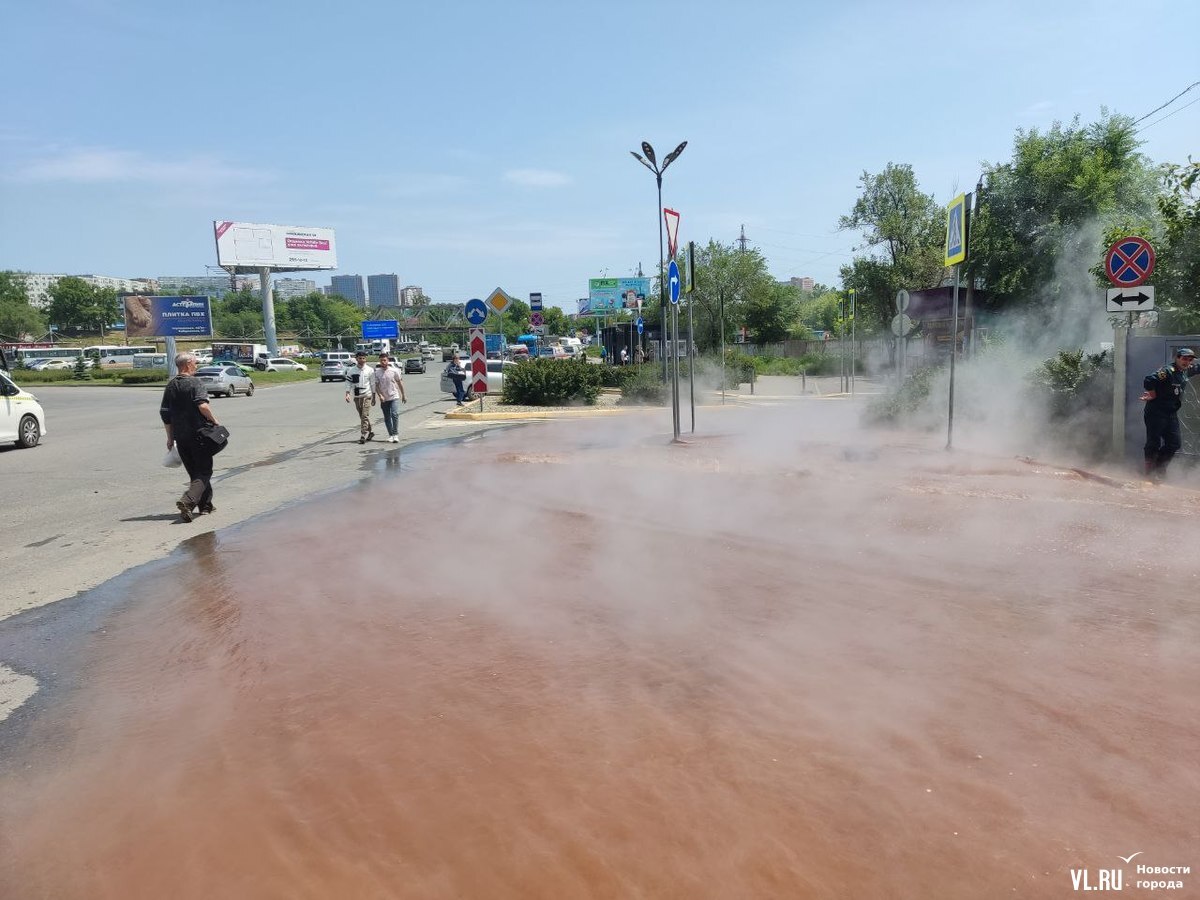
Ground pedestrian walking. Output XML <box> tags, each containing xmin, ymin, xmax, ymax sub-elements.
<box><xmin>373</xmin><ymin>353</ymin><xmax>407</xmax><ymax>443</ymax></box>
<box><xmin>159</xmin><ymin>351</ymin><xmax>223</xmax><ymax>522</ymax></box>
<box><xmin>1140</xmin><ymin>347</ymin><xmax>1199</xmax><ymax>480</ymax></box>
<box><xmin>620</xmin><ymin>347</ymin><xmax>629</xmax><ymax>366</ymax></box>
<box><xmin>444</xmin><ymin>351</ymin><xmax>468</xmax><ymax>406</ymax></box>
<box><xmin>345</xmin><ymin>351</ymin><xmax>376</xmax><ymax>443</ymax></box>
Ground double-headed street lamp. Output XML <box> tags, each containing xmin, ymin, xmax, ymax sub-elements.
<box><xmin>630</xmin><ymin>139</ymin><xmax>686</xmax><ymax>436</ymax></box>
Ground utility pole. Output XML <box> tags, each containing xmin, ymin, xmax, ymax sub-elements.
<box><xmin>737</xmin><ymin>225</ymin><xmax>748</xmax><ymax>254</ymax></box>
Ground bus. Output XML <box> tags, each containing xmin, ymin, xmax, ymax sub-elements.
<box><xmin>86</xmin><ymin>345</ymin><xmax>160</xmax><ymax>368</ymax></box>
<box><xmin>2</xmin><ymin>344</ymin><xmax>86</xmax><ymax>368</ymax></box>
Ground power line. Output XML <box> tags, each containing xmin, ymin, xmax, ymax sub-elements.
<box><xmin>1133</xmin><ymin>80</ymin><xmax>1200</xmax><ymax>125</ymax></box>
<box><xmin>1136</xmin><ymin>95</ymin><xmax>1200</xmax><ymax>134</ymax></box>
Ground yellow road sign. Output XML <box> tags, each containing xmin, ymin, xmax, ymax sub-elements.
<box><xmin>485</xmin><ymin>287</ymin><xmax>513</xmax><ymax>315</ymax></box>
<box><xmin>944</xmin><ymin>193</ymin><xmax>968</xmax><ymax>266</ymax></box>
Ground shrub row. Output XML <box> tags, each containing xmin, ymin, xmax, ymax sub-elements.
<box><xmin>501</xmin><ymin>358</ymin><xmax>602</xmax><ymax>405</ymax></box>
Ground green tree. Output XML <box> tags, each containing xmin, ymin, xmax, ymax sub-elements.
<box><xmin>838</xmin><ymin>163</ymin><xmax>945</xmax><ymax>330</ymax></box>
<box><xmin>969</xmin><ymin>112</ymin><xmax>1160</xmax><ymax>313</ymax></box>
<box><xmin>744</xmin><ymin>280</ymin><xmax>799</xmax><ymax>344</ymax></box>
<box><xmin>685</xmin><ymin>240</ymin><xmax>775</xmax><ymax>351</ymax></box>
<box><xmin>1154</xmin><ymin>158</ymin><xmax>1200</xmax><ymax>330</ymax></box>
<box><xmin>46</xmin><ymin>277</ymin><xmax>119</xmax><ymax>333</ymax></box>
<box><xmin>0</xmin><ymin>272</ymin><xmax>46</xmax><ymax>339</ymax></box>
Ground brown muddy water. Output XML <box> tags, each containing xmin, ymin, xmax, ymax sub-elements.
<box><xmin>1</xmin><ymin>404</ymin><xmax>1198</xmax><ymax>899</ymax></box>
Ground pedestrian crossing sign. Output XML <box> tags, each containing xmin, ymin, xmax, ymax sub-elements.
<box><xmin>944</xmin><ymin>193</ymin><xmax>969</xmax><ymax>266</ymax></box>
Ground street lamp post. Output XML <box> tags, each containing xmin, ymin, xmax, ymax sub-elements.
<box><xmin>630</xmin><ymin>140</ymin><xmax>687</xmax><ymax>438</ymax></box>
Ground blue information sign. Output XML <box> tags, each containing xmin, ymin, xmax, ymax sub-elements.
<box><xmin>464</xmin><ymin>298</ymin><xmax>488</xmax><ymax>326</ymax></box>
<box><xmin>636</xmin><ymin>316</ymin><xmax>644</xmax><ymax>334</ymax></box>
<box><xmin>361</xmin><ymin>319</ymin><xmax>400</xmax><ymax>340</ymax></box>
<box><xmin>668</xmin><ymin>260</ymin><xmax>681</xmax><ymax>305</ymax></box>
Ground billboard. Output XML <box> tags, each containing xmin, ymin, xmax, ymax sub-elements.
<box><xmin>123</xmin><ymin>295</ymin><xmax>213</xmax><ymax>338</ymax></box>
<box><xmin>581</xmin><ymin>277</ymin><xmax>650</xmax><ymax>315</ymax></box>
<box><xmin>213</xmin><ymin>221</ymin><xmax>338</xmax><ymax>271</ymax></box>
<box><xmin>361</xmin><ymin>320</ymin><xmax>400</xmax><ymax>340</ymax></box>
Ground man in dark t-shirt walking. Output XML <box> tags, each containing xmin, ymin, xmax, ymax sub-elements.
<box><xmin>160</xmin><ymin>352</ymin><xmax>222</xmax><ymax>522</ymax></box>
<box><xmin>1140</xmin><ymin>347</ymin><xmax>1199</xmax><ymax>481</ymax></box>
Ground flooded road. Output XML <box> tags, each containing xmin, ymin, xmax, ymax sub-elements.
<box><xmin>1</xmin><ymin>403</ymin><xmax>1198</xmax><ymax>898</ymax></box>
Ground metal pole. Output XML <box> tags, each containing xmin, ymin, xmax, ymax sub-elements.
<box><xmin>165</xmin><ymin>336</ymin><xmax>178</xmax><ymax>378</ymax></box>
<box><xmin>720</xmin><ymin>294</ymin><xmax>726</xmax><ymax>404</ymax></box>
<box><xmin>840</xmin><ymin>294</ymin><xmax>847</xmax><ymax>392</ymax></box>
<box><xmin>657</xmin><ymin>175</ymin><xmax>668</xmax><ymax>387</ymax></box>
<box><xmin>850</xmin><ymin>290</ymin><xmax>856</xmax><ymax>395</ymax></box>
<box><xmin>946</xmin><ymin>265</ymin><xmax>960</xmax><ymax>450</ymax></box>
<box><xmin>671</xmin><ymin>303</ymin><xmax>681</xmax><ymax>439</ymax></box>
<box><xmin>259</xmin><ymin>267</ymin><xmax>279</xmax><ymax>356</ymax></box>
<box><xmin>687</xmin><ymin>292</ymin><xmax>695</xmax><ymax>432</ymax></box>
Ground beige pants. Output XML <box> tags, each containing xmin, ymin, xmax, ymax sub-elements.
<box><xmin>353</xmin><ymin>395</ymin><xmax>374</xmax><ymax>437</ymax></box>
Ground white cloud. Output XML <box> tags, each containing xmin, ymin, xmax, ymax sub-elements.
<box><xmin>6</xmin><ymin>146</ymin><xmax>268</xmax><ymax>187</ymax></box>
<box><xmin>503</xmin><ymin>168</ymin><xmax>572</xmax><ymax>188</ymax></box>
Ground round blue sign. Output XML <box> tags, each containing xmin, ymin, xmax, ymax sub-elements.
<box><xmin>668</xmin><ymin>259</ymin><xmax>681</xmax><ymax>305</ymax></box>
<box><xmin>636</xmin><ymin>316</ymin><xmax>644</xmax><ymax>334</ymax></box>
<box><xmin>464</xmin><ymin>298</ymin><xmax>488</xmax><ymax>326</ymax></box>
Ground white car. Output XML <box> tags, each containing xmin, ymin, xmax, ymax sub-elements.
<box><xmin>0</xmin><ymin>369</ymin><xmax>46</xmax><ymax>448</ymax></box>
<box><xmin>30</xmin><ymin>359</ymin><xmax>77</xmax><ymax>371</ymax></box>
<box><xmin>261</xmin><ymin>358</ymin><xmax>308</xmax><ymax>372</ymax></box>
<box><xmin>441</xmin><ymin>359</ymin><xmax>517</xmax><ymax>398</ymax></box>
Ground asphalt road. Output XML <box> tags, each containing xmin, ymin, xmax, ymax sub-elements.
<box><xmin>0</xmin><ymin>370</ymin><xmax>497</xmax><ymax>622</ymax></box>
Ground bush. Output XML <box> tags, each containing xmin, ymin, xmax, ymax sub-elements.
<box><xmin>865</xmin><ymin>365</ymin><xmax>939</xmax><ymax>425</ymax></box>
<box><xmin>120</xmin><ymin>369</ymin><xmax>169</xmax><ymax>384</ymax></box>
<box><xmin>501</xmin><ymin>358</ymin><xmax>602</xmax><ymax>405</ymax></box>
<box><xmin>21</xmin><ymin>369</ymin><xmax>76</xmax><ymax>382</ymax></box>
<box><xmin>620</xmin><ymin>366</ymin><xmax>668</xmax><ymax>404</ymax></box>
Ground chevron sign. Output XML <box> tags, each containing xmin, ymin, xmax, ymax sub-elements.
<box><xmin>469</xmin><ymin>327</ymin><xmax>487</xmax><ymax>394</ymax></box>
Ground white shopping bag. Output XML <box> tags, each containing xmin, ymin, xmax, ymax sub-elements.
<box><xmin>163</xmin><ymin>445</ymin><xmax>182</xmax><ymax>468</ymax></box>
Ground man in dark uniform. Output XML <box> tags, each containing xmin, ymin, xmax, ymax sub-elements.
<box><xmin>1140</xmin><ymin>347</ymin><xmax>1199</xmax><ymax>480</ymax></box>
<box><xmin>160</xmin><ymin>352</ymin><xmax>222</xmax><ymax>522</ymax></box>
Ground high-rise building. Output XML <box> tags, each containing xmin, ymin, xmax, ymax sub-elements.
<box><xmin>157</xmin><ymin>275</ymin><xmax>255</xmax><ymax>298</ymax></box>
<box><xmin>17</xmin><ymin>272</ymin><xmax>157</xmax><ymax>308</ymax></box>
<box><xmin>367</xmin><ymin>274</ymin><xmax>401</xmax><ymax>307</ymax></box>
<box><xmin>273</xmin><ymin>278</ymin><xmax>317</xmax><ymax>300</ymax></box>
<box><xmin>788</xmin><ymin>276</ymin><xmax>815</xmax><ymax>293</ymax></box>
<box><xmin>400</xmin><ymin>285</ymin><xmax>425</xmax><ymax>306</ymax></box>
<box><xmin>329</xmin><ymin>275</ymin><xmax>367</xmax><ymax>305</ymax></box>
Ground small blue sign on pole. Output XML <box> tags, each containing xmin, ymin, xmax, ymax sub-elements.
<box><xmin>464</xmin><ymin>298</ymin><xmax>488</xmax><ymax>326</ymax></box>
<box><xmin>668</xmin><ymin>259</ymin><xmax>681</xmax><ymax>305</ymax></box>
<box><xmin>636</xmin><ymin>316</ymin><xmax>644</xmax><ymax>335</ymax></box>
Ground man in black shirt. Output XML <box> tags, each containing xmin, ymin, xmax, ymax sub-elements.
<box><xmin>1140</xmin><ymin>347</ymin><xmax>1199</xmax><ymax>480</ymax></box>
<box><xmin>160</xmin><ymin>352</ymin><xmax>222</xmax><ymax>522</ymax></box>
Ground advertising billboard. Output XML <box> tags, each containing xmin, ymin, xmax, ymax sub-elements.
<box><xmin>123</xmin><ymin>295</ymin><xmax>213</xmax><ymax>338</ymax></box>
<box><xmin>361</xmin><ymin>320</ymin><xmax>400</xmax><ymax>340</ymax></box>
<box><xmin>582</xmin><ymin>277</ymin><xmax>650</xmax><ymax>315</ymax></box>
<box><xmin>213</xmin><ymin>221</ymin><xmax>338</xmax><ymax>271</ymax></box>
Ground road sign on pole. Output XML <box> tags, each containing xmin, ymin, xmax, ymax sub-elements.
<box><xmin>1106</xmin><ymin>286</ymin><xmax>1155</xmax><ymax>312</ymax></box>
<box><xmin>664</xmin><ymin>208</ymin><xmax>681</xmax><ymax>259</ymax></box>
<box><xmin>469</xmin><ymin>327</ymin><xmax>487</xmax><ymax>395</ymax></box>
<box><xmin>485</xmin><ymin>288</ymin><xmax>513</xmax><ymax>315</ymax></box>
<box><xmin>944</xmin><ymin>193</ymin><xmax>969</xmax><ymax>266</ymax></box>
<box><xmin>464</xmin><ymin>298</ymin><xmax>488</xmax><ymax>326</ymax></box>
<box><xmin>896</xmin><ymin>289</ymin><xmax>910</xmax><ymax>312</ymax></box>
<box><xmin>686</xmin><ymin>240</ymin><xmax>696</xmax><ymax>293</ymax></box>
<box><xmin>636</xmin><ymin>316</ymin><xmax>644</xmax><ymax>334</ymax></box>
<box><xmin>529</xmin><ymin>292</ymin><xmax>543</xmax><ymax>312</ymax></box>
<box><xmin>668</xmin><ymin>259</ymin><xmax>681</xmax><ymax>305</ymax></box>
<box><xmin>1105</xmin><ymin>237</ymin><xmax>1155</xmax><ymax>287</ymax></box>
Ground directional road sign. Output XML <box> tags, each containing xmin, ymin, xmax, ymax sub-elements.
<box><xmin>636</xmin><ymin>316</ymin><xmax>644</xmax><ymax>334</ymax></box>
<box><xmin>464</xmin><ymin>298</ymin><xmax>488</xmax><ymax>326</ymax></box>
<box><xmin>1105</xmin><ymin>237</ymin><xmax>1155</xmax><ymax>287</ymax></box>
<box><xmin>944</xmin><ymin>194</ymin><xmax>968</xmax><ymax>266</ymax></box>
<box><xmin>485</xmin><ymin>288</ymin><xmax>513</xmax><ymax>315</ymax></box>
<box><xmin>668</xmin><ymin>259</ymin><xmax>681</xmax><ymax>305</ymax></box>
<box><xmin>469</xmin><ymin>327</ymin><xmax>487</xmax><ymax>394</ymax></box>
<box><xmin>1106</xmin><ymin>286</ymin><xmax>1155</xmax><ymax>313</ymax></box>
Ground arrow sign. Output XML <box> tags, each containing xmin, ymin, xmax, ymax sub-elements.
<box><xmin>469</xmin><ymin>327</ymin><xmax>487</xmax><ymax>394</ymax></box>
<box><xmin>636</xmin><ymin>316</ymin><xmax>644</xmax><ymax>334</ymax></box>
<box><xmin>1106</xmin><ymin>286</ymin><xmax>1155</xmax><ymax>312</ymax></box>
<box><xmin>668</xmin><ymin>259</ymin><xmax>681</xmax><ymax>305</ymax></box>
<box><xmin>464</xmin><ymin>298</ymin><xmax>488</xmax><ymax>326</ymax></box>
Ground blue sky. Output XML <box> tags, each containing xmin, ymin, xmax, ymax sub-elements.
<box><xmin>1</xmin><ymin>0</ymin><xmax>1197</xmax><ymax>312</ymax></box>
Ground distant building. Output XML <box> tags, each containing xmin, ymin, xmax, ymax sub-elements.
<box><xmin>367</xmin><ymin>274</ymin><xmax>401</xmax><ymax>307</ymax></box>
<box><xmin>157</xmin><ymin>274</ymin><xmax>255</xmax><ymax>298</ymax></box>
<box><xmin>273</xmin><ymin>278</ymin><xmax>317</xmax><ymax>300</ymax></box>
<box><xmin>16</xmin><ymin>272</ymin><xmax>156</xmax><ymax>308</ymax></box>
<box><xmin>400</xmin><ymin>285</ymin><xmax>424</xmax><ymax>306</ymax></box>
<box><xmin>329</xmin><ymin>275</ymin><xmax>367</xmax><ymax>305</ymax></box>
<box><xmin>788</xmin><ymin>276</ymin><xmax>815</xmax><ymax>293</ymax></box>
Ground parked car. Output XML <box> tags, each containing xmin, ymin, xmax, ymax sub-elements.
<box><xmin>0</xmin><ymin>369</ymin><xmax>46</xmax><ymax>448</ymax></box>
<box><xmin>196</xmin><ymin>365</ymin><xmax>255</xmax><ymax>398</ymax></box>
<box><xmin>403</xmin><ymin>357</ymin><xmax>427</xmax><ymax>374</ymax></box>
<box><xmin>261</xmin><ymin>357</ymin><xmax>308</xmax><ymax>372</ymax></box>
<box><xmin>29</xmin><ymin>359</ymin><xmax>77</xmax><ymax>371</ymax></box>
<box><xmin>211</xmin><ymin>358</ymin><xmax>255</xmax><ymax>374</ymax></box>
<box><xmin>440</xmin><ymin>359</ymin><xmax>517</xmax><ymax>398</ymax></box>
<box><xmin>320</xmin><ymin>360</ymin><xmax>348</xmax><ymax>383</ymax></box>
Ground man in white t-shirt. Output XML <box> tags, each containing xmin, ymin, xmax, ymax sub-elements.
<box><xmin>372</xmin><ymin>353</ymin><xmax>408</xmax><ymax>443</ymax></box>
<box><xmin>344</xmin><ymin>351</ymin><xmax>375</xmax><ymax>443</ymax></box>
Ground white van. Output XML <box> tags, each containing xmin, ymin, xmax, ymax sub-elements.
<box><xmin>320</xmin><ymin>351</ymin><xmax>354</xmax><ymax>365</ymax></box>
<box><xmin>0</xmin><ymin>369</ymin><xmax>46</xmax><ymax>448</ymax></box>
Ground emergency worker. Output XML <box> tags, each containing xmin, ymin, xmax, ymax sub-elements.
<box><xmin>1140</xmin><ymin>347</ymin><xmax>1199</xmax><ymax>479</ymax></box>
